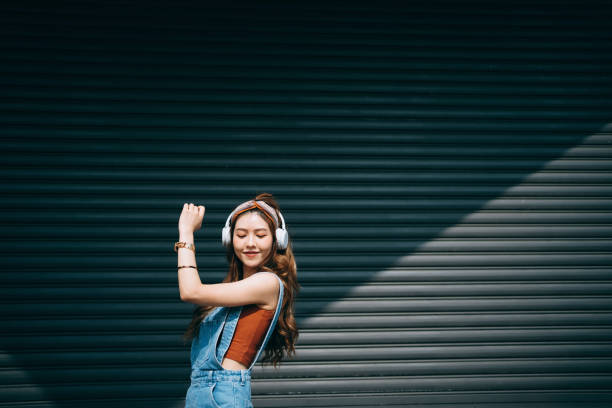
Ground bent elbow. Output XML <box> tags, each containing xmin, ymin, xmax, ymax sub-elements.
<box><xmin>180</xmin><ymin>290</ymin><xmax>193</xmax><ymax>303</ymax></box>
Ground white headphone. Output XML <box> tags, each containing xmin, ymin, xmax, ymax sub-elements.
<box><xmin>221</xmin><ymin>200</ymin><xmax>289</xmax><ymax>250</ymax></box>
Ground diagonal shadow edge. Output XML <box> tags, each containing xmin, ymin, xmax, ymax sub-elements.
<box><xmin>290</xmin><ymin>122</ymin><xmax>612</xmax><ymax>354</ymax></box>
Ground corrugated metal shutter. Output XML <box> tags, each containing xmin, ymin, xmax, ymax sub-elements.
<box><xmin>2</xmin><ymin>1</ymin><xmax>611</xmax><ymax>407</ymax></box>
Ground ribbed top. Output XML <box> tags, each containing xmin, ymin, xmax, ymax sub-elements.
<box><xmin>225</xmin><ymin>305</ymin><xmax>275</xmax><ymax>367</ymax></box>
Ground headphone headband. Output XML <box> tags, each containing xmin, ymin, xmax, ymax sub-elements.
<box><xmin>221</xmin><ymin>200</ymin><xmax>289</xmax><ymax>250</ymax></box>
<box><xmin>231</xmin><ymin>200</ymin><xmax>279</xmax><ymax>228</ymax></box>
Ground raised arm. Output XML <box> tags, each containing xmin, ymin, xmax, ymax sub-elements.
<box><xmin>176</xmin><ymin>202</ymin><xmax>280</xmax><ymax>308</ymax></box>
<box><xmin>176</xmin><ymin>203</ymin><xmax>204</xmax><ymax>301</ymax></box>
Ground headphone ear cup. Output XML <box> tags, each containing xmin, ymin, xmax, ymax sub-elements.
<box><xmin>275</xmin><ymin>228</ymin><xmax>288</xmax><ymax>250</ymax></box>
<box><xmin>221</xmin><ymin>226</ymin><xmax>232</xmax><ymax>247</ymax></box>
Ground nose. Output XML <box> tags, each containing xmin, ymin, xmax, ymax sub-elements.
<box><xmin>246</xmin><ymin>234</ymin><xmax>256</xmax><ymax>247</ymax></box>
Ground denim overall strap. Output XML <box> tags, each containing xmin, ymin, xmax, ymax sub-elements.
<box><xmin>189</xmin><ymin>306</ymin><xmax>228</xmax><ymax>371</ymax></box>
<box><xmin>247</xmin><ymin>274</ymin><xmax>284</xmax><ymax>370</ymax></box>
<box><xmin>215</xmin><ymin>305</ymin><xmax>243</xmax><ymax>366</ymax></box>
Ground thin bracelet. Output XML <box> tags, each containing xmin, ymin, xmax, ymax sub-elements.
<box><xmin>177</xmin><ymin>265</ymin><xmax>198</xmax><ymax>269</ymax></box>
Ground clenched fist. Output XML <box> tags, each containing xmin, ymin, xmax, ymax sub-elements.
<box><xmin>178</xmin><ymin>203</ymin><xmax>205</xmax><ymax>234</ymax></box>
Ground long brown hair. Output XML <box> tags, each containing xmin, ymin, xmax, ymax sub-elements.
<box><xmin>182</xmin><ymin>193</ymin><xmax>299</xmax><ymax>367</ymax></box>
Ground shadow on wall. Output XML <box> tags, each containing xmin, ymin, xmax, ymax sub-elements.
<box><xmin>253</xmin><ymin>124</ymin><xmax>612</xmax><ymax>405</ymax></box>
<box><xmin>292</xmin><ymin>125</ymin><xmax>612</xmax><ymax>319</ymax></box>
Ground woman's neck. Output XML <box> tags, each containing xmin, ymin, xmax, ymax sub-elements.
<box><xmin>242</xmin><ymin>266</ymin><xmax>257</xmax><ymax>279</ymax></box>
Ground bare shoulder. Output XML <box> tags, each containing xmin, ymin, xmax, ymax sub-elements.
<box><xmin>249</xmin><ymin>272</ymin><xmax>280</xmax><ymax>310</ymax></box>
<box><xmin>248</xmin><ymin>271</ymin><xmax>280</xmax><ymax>291</ymax></box>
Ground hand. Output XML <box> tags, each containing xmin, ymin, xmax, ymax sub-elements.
<box><xmin>178</xmin><ymin>203</ymin><xmax>205</xmax><ymax>234</ymax></box>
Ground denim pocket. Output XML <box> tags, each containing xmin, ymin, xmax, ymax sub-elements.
<box><xmin>185</xmin><ymin>382</ymin><xmax>221</xmax><ymax>408</ymax></box>
<box><xmin>210</xmin><ymin>381</ymin><xmax>237</xmax><ymax>408</ymax></box>
<box><xmin>208</xmin><ymin>382</ymin><xmax>222</xmax><ymax>408</ymax></box>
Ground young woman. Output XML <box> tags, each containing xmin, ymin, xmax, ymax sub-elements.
<box><xmin>176</xmin><ymin>193</ymin><xmax>299</xmax><ymax>407</ymax></box>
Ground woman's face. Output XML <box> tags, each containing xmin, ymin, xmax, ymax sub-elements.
<box><xmin>233</xmin><ymin>211</ymin><xmax>274</xmax><ymax>275</ymax></box>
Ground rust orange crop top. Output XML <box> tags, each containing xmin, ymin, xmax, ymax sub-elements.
<box><xmin>225</xmin><ymin>304</ymin><xmax>275</xmax><ymax>367</ymax></box>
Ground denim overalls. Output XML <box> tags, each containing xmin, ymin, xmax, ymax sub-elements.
<box><xmin>185</xmin><ymin>274</ymin><xmax>284</xmax><ymax>408</ymax></box>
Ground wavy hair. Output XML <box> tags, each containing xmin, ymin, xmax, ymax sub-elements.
<box><xmin>182</xmin><ymin>193</ymin><xmax>299</xmax><ymax>367</ymax></box>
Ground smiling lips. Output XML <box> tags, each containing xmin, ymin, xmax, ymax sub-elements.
<box><xmin>244</xmin><ymin>252</ymin><xmax>259</xmax><ymax>258</ymax></box>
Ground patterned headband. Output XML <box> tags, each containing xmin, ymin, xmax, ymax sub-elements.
<box><xmin>230</xmin><ymin>200</ymin><xmax>279</xmax><ymax>228</ymax></box>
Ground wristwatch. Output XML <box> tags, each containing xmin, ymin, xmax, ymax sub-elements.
<box><xmin>174</xmin><ymin>241</ymin><xmax>196</xmax><ymax>253</ymax></box>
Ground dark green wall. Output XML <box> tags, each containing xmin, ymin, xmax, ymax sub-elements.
<box><xmin>2</xmin><ymin>1</ymin><xmax>612</xmax><ymax>407</ymax></box>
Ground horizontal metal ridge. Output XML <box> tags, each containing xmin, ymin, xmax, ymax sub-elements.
<box><xmin>2</xmin><ymin>345</ymin><xmax>612</xmax><ymax>366</ymax></box>
<box><xmin>3</xmin><ymin>198</ymin><xmax>612</xmax><ymax>211</ymax></box>
<box><xmin>3</xmin><ymin>329</ymin><xmax>612</xmax><ymax>350</ymax></box>
<box><xmin>6</xmin><ymin>169</ymin><xmax>612</xmax><ymax>184</ymax></box>
<box><xmin>3</xmin><ymin>184</ymin><xmax>612</xmax><ymax>197</ymax></box>
<box><xmin>5</xmin><ymin>91</ymin><xmax>612</xmax><ymax>108</ymax></box>
<box><xmin>5</xmin><ymin>155</ymin><xmax>611</xmax><ymax>170</ymax></box>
